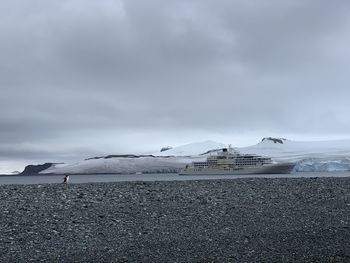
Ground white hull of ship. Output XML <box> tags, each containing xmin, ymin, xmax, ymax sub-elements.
<box><xmin>179</xmin><ymin>163</ymin><xmax>295</xmax><ymax>175</ymax></box>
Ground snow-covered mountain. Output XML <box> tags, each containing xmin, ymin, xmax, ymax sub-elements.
<box><xmin>37</xmin><ymin>138</ymin><xmax>350</xmax><ymax>174</ymax></box>
<box><xmin>241</xmin><ymin>137</ymin><xmax>350</xmax><ymax>161</ymax></box>
<box><xmin>39</xmin><ymin>140</ymin><xmax>223</xmax><ymax>175</ymax></box>
<box><xmin>240</xmin><ymin>137</ymin><xmax>350</xmax><ymax>172</ymax></box>
<box><xmin>41</xmin><ymin>157</ymin><xmax>188</xmax><ymax>175</ymax></box>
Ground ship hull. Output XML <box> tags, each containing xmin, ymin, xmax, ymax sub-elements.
<box><xmin>179</xmin><ymin>163</ymin><xmax>295</xmax><ymax>175</ymax></box>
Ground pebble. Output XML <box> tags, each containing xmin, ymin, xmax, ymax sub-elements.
<box><xmin>0</xmin><ymin>178</ymin><xmax>349</xmax><ymax>262</ymax></box>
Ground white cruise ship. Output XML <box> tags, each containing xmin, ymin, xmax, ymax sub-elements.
<box><xmin>179</xmin><ymin>146</ymin><xmax>295</xmax><ymax>175</ymax></box>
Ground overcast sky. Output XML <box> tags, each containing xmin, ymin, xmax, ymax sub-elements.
<box><xmin>1</xmin><ymin>0</ymin><xmax>350</xmax><ymax>172</ymax></box>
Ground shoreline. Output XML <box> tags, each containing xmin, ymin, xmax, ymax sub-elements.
<box><xmin>1</xmin><ymin>172</ymin><xmax>350</xmax><ymax>188</ymax></box>
<box><xmin>1</xmin><ymin>177</ymin><xmax>350</xmax><ymax>262</ymax></box>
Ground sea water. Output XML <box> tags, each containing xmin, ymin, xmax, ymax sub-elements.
<box><xmin>0</xmin><ymin>172</ymin><xmax>350</xmax><ymax>185</ymax></box>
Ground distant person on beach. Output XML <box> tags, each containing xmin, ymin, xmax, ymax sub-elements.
<box><xmin>63</xmin><ymin>175</ymin><xmax>69</xmax><ymax>184</ymax></box>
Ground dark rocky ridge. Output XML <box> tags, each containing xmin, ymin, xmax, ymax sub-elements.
<box><xmin>85</xmin><ymin>154</ymin><xmax>156</xmax><ymax>160</ymax></box>
<box><xmin>160</xmin><ymin>146</ymin><xmax>172</xmax><ymax>152</ymax></box>
<box><xmin>200</xmin><ymin>148</ymin><xmax>225</xmax><ymax>155</ymax></box>
<box><xmin>20</xmin><ymin>163</ymin><xmax>55</xmax><ymax>175</ymax></box>
<box><xmin>1</xmin><ymin>178</ymin><xmax>350</xmax><ymax>262</ymax></box>
<box><xmin>85</xmin><ymin>154</ymin><xmax>178</xmax><ymax>161</ymax></box>
<box><xmin>261</xmin><ymin>137</ymin><xmax>286</xmax><ymax>144</ymax></box>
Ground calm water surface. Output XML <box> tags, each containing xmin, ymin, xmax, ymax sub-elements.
<box><xmin>0</xmin><ymin>172</ymin><xmax>350</xmax><ymax>185</ymax></box>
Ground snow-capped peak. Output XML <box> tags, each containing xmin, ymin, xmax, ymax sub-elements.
<box><xmin>154</xmin><ymin>140</ymin><xmax>226</xmax><ymax>156</ymax></box>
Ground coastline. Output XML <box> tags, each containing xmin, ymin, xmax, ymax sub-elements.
<box><xmin>1</xmin><ymin>178</ymin><xmax>350</xmax><ymax>262</ymax></box>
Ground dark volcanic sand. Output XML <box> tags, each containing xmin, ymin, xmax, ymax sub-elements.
<box><xmin>0</xmin><ymin>178</ymin><xmax>350</xmax><ymax>262</ymax></box>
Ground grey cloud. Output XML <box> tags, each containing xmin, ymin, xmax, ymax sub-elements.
<box><xmin>1</xmin><ymin>0</ymin><xmax>350</xmax><ymax>171</ymax></box>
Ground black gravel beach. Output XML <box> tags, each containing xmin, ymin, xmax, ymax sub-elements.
<box><xmin>1</xmin><ymin>178</ymin><xmax>350</xmax><ymax>262</ymax></box>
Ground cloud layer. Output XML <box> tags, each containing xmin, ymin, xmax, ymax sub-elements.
<box><xmin>1</xmin><ymin>0</ymin><xmax>350</xmax><ymax>172</ymax></box>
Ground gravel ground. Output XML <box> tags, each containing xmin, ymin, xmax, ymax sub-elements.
<box><xmin>0</xmin><ymin>178</ymin><xmax>350</xmax><ymax>262</ymax></box>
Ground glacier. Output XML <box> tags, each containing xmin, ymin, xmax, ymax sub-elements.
<box><xmin>294</xmin><ymin>158</ymin><xmax>350</xmax><ymax>172</ymax></box>
<box><xmin>38</xmin><ymin>138</ymin><xmax>350</xmax><ymax>174</ymax></box>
